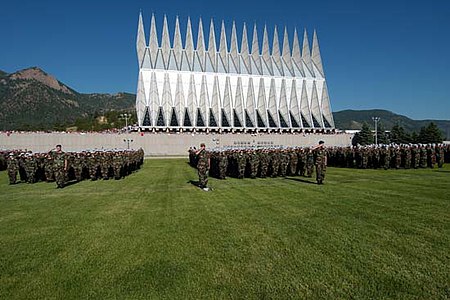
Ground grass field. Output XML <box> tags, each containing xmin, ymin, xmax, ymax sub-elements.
<box><xmin>0</xmin><ymin>159</ymin><xmax>449</xmax><ymax>299</ymax></box>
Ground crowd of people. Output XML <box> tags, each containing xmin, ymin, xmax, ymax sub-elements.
<box><xmin>188</xmin><ymin>143</ymin><xmax>449</xmax><ymax>190</ymax></box>
<box><xmin>189</xmin><ymin>142</ymin><xmax>328</xmax><ymax>190</ymax></box>
<box><xmin>327</xmin><ymin>143</ymin><xmax>448</xmax><ymax>169</ymax></box>
<box><xmin>1</xmin><ymin>146</ymin><xmax>144</xmax><ymax>188</ymax></box>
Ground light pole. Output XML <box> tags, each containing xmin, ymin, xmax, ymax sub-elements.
<box><xmin>119</xmin><ymin>113</ymin><xmax>131</xmax><ymax>133</ymax></box>
<box><xmin>123</xmin><ymin>138</ymin><xmax>134</xmax><ymax>149</ymax></box>
<box><xmin>372</xmin><ymin>117</ymin><xmax>380</xmax><ymax>144</ymax></box>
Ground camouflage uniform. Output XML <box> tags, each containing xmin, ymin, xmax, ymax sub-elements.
<box><xmin>197</xmin><ymin>149</ymin><xmax>209</xmax><ymax>188</ymax></box>
<box><xmin>314</xmin><ymin>147</ymin><xmax>326</xmax><ymax>184</ymax></box>
<box><xmin>24</xmin><ymin>155</ymin><xmax>38</xmax><ymax>183</ymax></box>
<box><xmin>305</xmin><ymin>149</ymin><xmax>314</xmax><ymax>177</ymax></box>
<box><xmin>7</xmin><ymin>154</ymin><xmax>19</xmax><ymax>184</ymax></box>
<box><xmin>53</xmin><ymin>151</ymin><xmax>67</xmax><ymax>188</ymax></box>
<box><xmin>235</xmin><ymin>151</ymin><xmax>247</xmax><ymax>179</ymax></box>
<box><xmin>289</xmin><ymin>150</ymin><xmax>298</xmax><ymax>175</ymax></box>
<box><xmin>270</xmin><ymin>151</ymin><xmax>280</xmax><ymax>177</ymax></box>
<box><xmin>259</xmin><ymin>150</ymin><xmax>269</xmax><ymax>178</ymax></box>
<box><xmin>437</xmin><ymin>145</ymin><xmax>445</xmax><ymax>168</ymax></box>
<box><xmin>218</xmin><ymin>152</ymin><xmax>228</xmax><ymax>179</ymax></box>
<box><xmin>248</xmin><ymin>151</ymin><xmax>259</xmax><ymax>179</ymax></box>
<box><xmin>72</xmin><ymin>153</ymin><xmax>83</xmax><ymax>181</ymax></box>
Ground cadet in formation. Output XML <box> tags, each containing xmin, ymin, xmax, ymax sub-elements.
<box><xmin>194</xmin><ymin>145</ymin><xmax>325</xmax><ymax>184</ymax></box>
<box><xmin>4</xmin><ymin>146</ymin><xmax>144</xmax><ymax>188</ymax></box>
<box><xmin>195</xmin><ymin>143</ymin><xmax>210</xmax><ymax>191</ymax></box>
<box><xmin>190</xmin><ymin>143</ymin><xmax>448</xmax><ymax>185</ymax></box>
<box><xmin>327</xmin><ymin>143</ymin><xmax>448</xmax><ymax>170</ymax></box>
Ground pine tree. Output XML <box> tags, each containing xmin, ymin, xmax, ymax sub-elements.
<box><xmin>410</xmin><ymin>131</ymin><xmax>418</xmax><ymax>144</ymax></box>
<box><xmin>390</xmin><ymin>124</ymin><xmax>411</xmax><ymax>144</ymax></box>
<box><xmin>352</xmin><ymin>122</ymin><xmax>373</xmax><ymax>146</ymax></box>
<box><xmin>417</xmin><ymin>122</ymin><xmax>443</xmax><ymax>143</ymax></box>
<box><xmin>376</xmin><ymin>123</ymin><xmax>389</xmax><ymax>144</ymax></box>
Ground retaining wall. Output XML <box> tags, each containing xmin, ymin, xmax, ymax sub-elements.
<box><xmin>0</xmin><ymin>132</ymin><xmax>354</xmax><ymax>156</ymax></box>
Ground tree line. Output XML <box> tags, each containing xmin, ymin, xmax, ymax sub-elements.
<box><xmin>353</xmin><ymin>121</ymin><xmax>444</xmax><ymax>145</ymax></box>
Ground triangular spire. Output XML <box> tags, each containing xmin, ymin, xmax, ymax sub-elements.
<box><xmin>282</xmin><ymin>27</ymin><xmax>294</xmax><ymax>76</ymax></box>
<box><xmin>174</xmin><ymin>74</ymin><xmax>184</xmax><ymax>126</ymax></box>
<box><xmin>136</xmin><ymin>12</ymin><xmax>147</xmax><ymax>68</ymax></box>
<box><xmin>167</xmin><ymin>50</ymin><xmax>178</xmax><ymax>71</ymax></box>
<box><xmin>183</xmin><ymin>17</ymin><xmax>194</xmax><ymax>70</ymax></box>
<box><xmin>229</xmin><ymin>21</ymin><xmax>240</xmax><ymax>73</ymax></box>
<box><xmin>267</xmin><ymin>79</ymin><xmax>279</xmax><ymax>127</ymax></box>
<box><xmin>262</xmin><ymin>25</ymin><xmax>273</xmax><ymax>76</ymax></box>
<box><xmin>161</xmin><ymin>15</ymin><xmax>171</xmax><ymax>69</ymax></box>
<box><xmin>207</xmin><ymin>19</ymin><xmax>217</xmax><ymax>72</ymax></box>
<box><xmin>197</xmin><ymin>75</ymin><xmax>209</xmax><ymax>127</ymax></box>
<box><xmin>173</xmin><ymin>16</ymin><xmax>183</xmax><ymax>70</ymax></box>
<box><xmin>240</xmin><ymin>23</ymin><xmax>251</xmax><ymax>74</ymax></box>
<box><xmin>186</xmin><ymin>75</ymin><xmax>196</xmax><ymax>127</ymax></box>
<box><xmin>234</xmin><ymin>77</ymin><xmax>244</xmax><ymax>127</ymax></box>
<box><xmin>257</xmin><ymin>78</ymin><xmax>267</xmax><ymax>127</ymax></box>
<box><xmin>289</xmin><ymin>79</ymin><xmax>301</xmax><ymax>127</ymax></box>
<box><xmin>162</xmin><ymin>73</ymin><xmax>173</xmax><ymax>125</ymax></box>
<box><xmin>210</xmin><ymin>76</ymin><xmax>220</xmax><ymax>127</ymax></box>
<box><xmin>291</xmin><ymin>28</ymin><xmax>301</xmax><ymax>66</ymax></box>
<box><xmin>246</xmin><ymin>78</ymin><xmax>256</xmax><ymax>127</ymax></box>
<box><xmin>185</xmin><ymin>17</ymin><xmax>194</xmax><ymax>52</ymax></box>
<box><xmin>279</xmin><ymin>79</ymin><xmax>290</xmax><ymax>127</ymax></box>
<box><xmin>291</xmin><ymin>28</ymin><xmax>304</xmax><ymax>76</ymax></box>
<box><xmin>299</xmin><ymin>80</ymin><xmax>312</xmax><ymax>128</ymax></box>
<box><xmin>136</xmin><ymin>71</ymin><xmax>146</xmax><ymax>126</ymax></box>
<box><xmin>142</xmin><ymin>72</ymin><xmax>151</xmax><ymax>106</ymax></box>
<box><xmin>194</xmin><ymin>18</ymin><xmax>206</xmax><ymax>72</ymax></box>
<box><xmin>321</xmin><ymin>82</ymin><xmax>334</xmax><ymax>127</ymax></box>
<box><xmin>222</xmin><ymin>77</ymin><xmax>232</xmax><ymax>127</ymax></box>
<box><xmin>310</xmin><ymin>81</ymin><xmax>324</xmax><ymax>128</ymax></box>
<box><xmin>251</xmin><ymin>24</ymin><xmax>262</xmax><ymax>75</ymax></box>
<box><xmin>150</xmin><ymin>72</ymin><xmax>160</xmax><ymax>126</ymax></box>
<box><xmin>312</xmin><ymin>29</ymin><xmax>324</xmax><ymax>77</ymax></box>
<box><xmin>302</xmin><ymin>29</ymin><xmax>313</xmax><ymax>75</ymax></box>
<box><xmin>218</xmin><ymin>20</ymin><xmax>228</xmax><ymax>73</ymax></box>
<box><xmin>148</xmin><ymin>14</ymin><xmax>159</xmax><ymax>68</ymax></box>
<box><xmin>272</xmin><ymin>26</ymin><xmax>283</xmax><ymax>76</ymax></box>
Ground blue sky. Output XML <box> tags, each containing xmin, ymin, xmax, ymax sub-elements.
<box><xmin>1</xmin><ymin>0</ymin><xmax>449</xmax><ymax>120</ymax></box>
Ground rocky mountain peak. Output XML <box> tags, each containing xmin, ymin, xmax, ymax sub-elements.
<box><xmin>9</xmin><ymin>67</ymin><xmax>73</xmax><ymax>94</ymax></box>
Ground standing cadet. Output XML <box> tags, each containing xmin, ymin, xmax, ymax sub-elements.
<box><xmin>44</xmin><ymin>151</ymin><xmax>55</xmax><ymax>181</ymax></box>
<box><xmin>289</xmin><ymin>148</ymin><xmax>298</xmax><ymax>175</ymax></box>
<box><xmin>24</xmin><ymin>153</ymin><xmax>38</xmax><ymax>183</ymax></box>
<box><xmin>196</xmin><ymin>143</ymin><xmax>210</xmax><ymax>191</ymax></box>
<box><xmin>7</xmin><ymin>153</ymin><xmax>19</xmax><ymax>184</ymax></box>
<box><xmin>53</xmin><ymin>145</ymin><xmax>68</xmax><ymax>188</ymax></box>
<box><xmin>248</xmin><ymin>149</ymin><xmax>259</xmax><ymax>179</ymax></box>
<box><xmin>259</xmin><ymin>149</ymin><xmax>269</xmax><ymax>178</ymax></box>
<box><xmin>305</xmin><ymin>148</ymin><xmax>314</xmax><ymax>177</ymax></box>
<box><xmin>217</xmin><ymin>150</ymin><xmax>228</xmax><ymax>179</ymax></box>
<box><xmin>313</xmin><ymin>141</ymin><xmax>327</xmax><ymax>184</ymax></box>
<box><xmin>437</xmin><ymin>144</ymin><xmax>445</xmax><ymax>168</ymax></box>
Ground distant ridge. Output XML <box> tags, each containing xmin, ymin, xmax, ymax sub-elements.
<box><xmin>0</xmin><ymin>67</ymin><xmax>134</xmax><ymax>130</ymax></box>
<box><xmin>333</xmin><ymin>109</ymin><xmax>450</xmax><ymax>139</ymax></box>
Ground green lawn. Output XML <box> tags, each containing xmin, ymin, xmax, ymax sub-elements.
<box><xmin>0</xmin><ymin>160</ymin><xmax>449</xmax><ymax>299</ymax></box>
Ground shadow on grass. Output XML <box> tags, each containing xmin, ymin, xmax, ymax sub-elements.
<box><xmin>284</xmin><ymin>177</ymin><xmax>318</xmax><ymax>185</ymax></box>
<box><xmin>433</xmin><ymin>170</ymin><xmax>450</xmax><ymax>173</ymax></box>
<box><xmin>188</xmin><ymin>180</ymin><xmax>201</xmax><ymax>188</ymax></box>
<box><xmin>63</xmin><ymin>180</ymin><xmax>80</xmax><ymax>188</ymax></box>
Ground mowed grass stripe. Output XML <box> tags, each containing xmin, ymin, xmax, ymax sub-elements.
<box><xmin>0</xmin><ymin>159</ymin><xmax>449</xmax><ymax>299</ymax></box>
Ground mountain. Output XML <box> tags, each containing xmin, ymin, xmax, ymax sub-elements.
<box><xmin>333</xmin><ymin>109</ymin><xmax>450</xmax><ymax>139</ymax></box>
<box><xmin>0</xmin><ymin>70</ymin><xmax>7</xmax><ymax>78</ymax></box>
<box><xmin>1</xmin><ymin>67</ymin><xmax>448</xmax><ymax>138</ymax></box>
<box><xmin>0</xmin><ymin>67</ymin><xmax>135</xmax><ymax>130</ymax></box>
